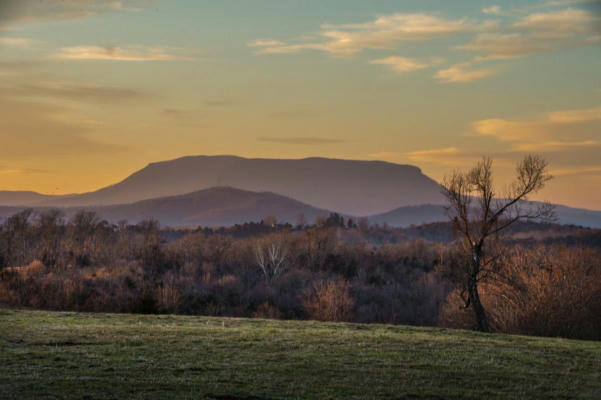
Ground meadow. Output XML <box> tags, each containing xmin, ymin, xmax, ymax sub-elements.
<box><xmin>1</xmin><ymin>309</ymin><xmax>600</xmax><ymax>399</ymax></box>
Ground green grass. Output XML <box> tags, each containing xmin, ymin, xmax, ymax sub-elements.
<box><xmin>1</xmin><ymin>309</ymin><xmax>600</xmax><ymax>399</ymax></box>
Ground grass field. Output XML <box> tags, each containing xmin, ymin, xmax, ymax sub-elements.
<box><xmin>1</xmin><ymin>309</ymin><xmax>600</xmax><ymax>399</ymax></box>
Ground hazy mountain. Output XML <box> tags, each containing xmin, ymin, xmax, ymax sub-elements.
<box><xmin>0</xmin><ymin>187</ymin><xmax>330</xmax><ymax>227</ymax></box>
<box><xmin>39</xmin><ymin>155</ymin><xmax>444</xmax><ymax>215</ymax></box>
<box><xmin>368</xmin><ymin>205</ymin><xmax>446</xmax><ymax>227</ymax></box>
<box><xmin>369</xmin><ymin>204</ymin><xmax>601</xmax><ymax>229</ymax></box>
<box><xmin>0</xmin><ymin>191</ymin><xmax>68</xmax><ymax>207</ymax></box>
<box><xmin>84</xmin><ymin>187</ymin><xmax>330</xmax><ymax>226</ymax></box>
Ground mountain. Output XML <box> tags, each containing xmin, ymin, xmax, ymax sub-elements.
<box><xmin>85</xmin><ymin>187</ymin><xmax>330</xmax><ymax>226</ymax></box>
<box><xmin>369</xmin><ymin>203</ymin><xmax>601</xmax><ymax>229</ymax></box>
<box><xmin>0</xmin><ymin>187</ymin><xmax>330</xmax><ymax>227</ymax></box>
<box><xmin>368</xmin><ymin>205</ymin><xmax>446</xmax><ymax>227</ymax></box>
<box><xmin>0</xmin><ymin>191</ymin><xmax>68</xmax><ymax>207</ymax></box>
<box><xmin>38</xmin><ymin>155</ymin><xmax>444</xmax><ymax>216</ymax></box>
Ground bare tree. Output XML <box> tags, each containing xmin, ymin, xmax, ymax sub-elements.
<box><xmin>36</xmin><ymin>209</ymin><xmax>65</xmax><ymax>268</ymax></box>
<box><xmin>69</xmin><ymin>211</ymin><xmax>100</xmax><ymax>267</ymax></box>
<box><xmin>255</xmin><ymin>237</ymin><xmax>288</xmax><ymax>282</ymax></box>
<box><xmin>442</xmin><ymin>155</ymin><xmax>554</xmax><ymax>332</ymax></box>
<box><xmin>3</xmin><ymin>209</ymin><xmax>34</xmax><ymax>267</ymax></box>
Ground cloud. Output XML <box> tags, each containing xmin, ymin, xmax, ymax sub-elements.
<box><xmin>3</xmin><ymin>80</ymin><xmax>147</xmax><ymax>103</ymax></box>
<box><xmin>471</xmin><ymin>118</ymin><xmax>543</xmax><ymax>141</ymax></box>
<box><xmin>248</xmin><ymin>39</ymin><xmax>285</xmax><ymax>47</ymax></box>
<box><xmin>367</xmin><ymin>152</ymin><xmax>403</xmax><ymax>159</ymax></box>
<box><xmin>482</xmin><ymin>5</ymin><xmax>503</xmax><ymax>15</ymax></box>
<box><xmin>369</xmin><ymin>56</ymin><xmax>429</xmax><ymax>74</ymax></box>
<box><xmin>0</xmin><ymin>0</ymin><xmax>154</xmax><ymax>26</ymax></box>
<box><xmin>547</xmin><ymin>105</ymin><xmax>601</xmax><ymax>123</ymax></box>
<box><xmin>513</xmin><ymin>140</ymin><xmax>601</xmax><ymax>151</ymax></box>
<box><xmin>435</xmin><ymin>62</ymin><xmax>497</xmax><ymax>83</ymax></box>
<box><xmin>550</xmin><ymin>166</ymin><xmax>601</xmax><ymax>177</ymax></box>
<box><xmin>251</xmin><ymin>12</ymin><xmax>477</xmax><ymax>57</ymax></box>
<box><xmin>404</xmin><ymin>147</ymin><xmax>489</xmax><ymax>165</ymax></box>
<box><xmin>0</xmin><ymin>37</ymin><xmax>35</xmax><ymax>47</ymax></box>
<box><xmin>0</xmin><ymin>167</ymin><xmax>48</xmax><ymax>175</ymax></box>
<box><xmin>514</xmin><ymin>8</ymin><xmax>596</xmax><ymax>33</ymax></box>
<box><xmin>405</xmin><ymin>104</ymin><xmax>601</xmax><ymax>176</ymax></box>
<box><xmin>457</xmin><ymin>33</ymin><xmax>553</xmax><ymax>59</ymax></box>
<box><xmin>459</xmin><ymin>8</ymin><xmax>599</xmax><ymax>59</ymax></box>
<box><xmin>258</xmin><ymin>136</ymin><xmax>345</xmax><ymax>145</ymax></box>
<box><xmin>471</xmin><ymin>105</ymin><xmax>601</xmax><ymax>142</ymax></box>
<box><xmin>52</xmin><ymin>46</ymin><xmax>180</xmax><ymax>61</ymax></box>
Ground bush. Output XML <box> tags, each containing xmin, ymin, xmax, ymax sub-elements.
<box><xmin>301</xmin><ymin>278</ymin><xmax>355</xmax><ymax>322</ymax></box>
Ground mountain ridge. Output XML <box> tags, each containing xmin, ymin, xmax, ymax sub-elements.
<box><xmin>34</xmin><ymin>155</ymin><xmax>445</xmax><ymax>215</ymax></box>
<box><xmin>0</xmin><ymin>187</ymin><xmax>331</xmax><ymax>227</ymax></box>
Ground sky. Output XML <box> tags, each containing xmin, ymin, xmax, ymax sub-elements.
<box><xmin>0</xmin><ymin>0</ymin><xmax>600</xmax><ymax>209</ymax></box>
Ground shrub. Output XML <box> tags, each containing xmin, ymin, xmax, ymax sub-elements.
<box><xmin>301</xmin><ymin>278</ymin><xmax>354</xmax><ymax>322</ymax></box>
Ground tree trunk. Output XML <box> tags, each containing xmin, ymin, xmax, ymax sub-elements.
<box><xmin>470</xmin><ymin>245</ymin><xmax>489</xmax><ymax>332</ymax></box>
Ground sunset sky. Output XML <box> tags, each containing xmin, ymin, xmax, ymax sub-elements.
<box><xmin>0</xmin><ymin>0</ymin><xmax>600</xmax><ymax>209</ymax></box>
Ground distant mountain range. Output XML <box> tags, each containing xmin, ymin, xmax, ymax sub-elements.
<box><xmin>87</xmin><ymin>187</ymin><xmax>329</xmax><ymax>226</ymax></box>
<box><xmin>0</xmin><ymin>191</ymin><xmax>67</xmax><ymax>207</ymax></box>
<box><xmin>1</xmin><ymin>155</ymin><xmax>600</xmax><ymax>228</ymax></box>
<box><xmin>0</xmin><ymin>187</ymin><xmax>329</xmax><ymax>227</ymax></box>
<box><xmin>26</xmin><ymin>155</ymin><xmax>444</xmax><ymax>216</ymax></box>
<box><xmin>369</xmin><ymin>204</ymin><xmax>601</xmax><ymax>229</ymax></box>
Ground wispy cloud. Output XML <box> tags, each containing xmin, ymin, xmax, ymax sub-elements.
<box><xmin>367</xmin><ymin>152</ymin><xmax>403</xmax><ymax>159</ymax></box>
<box><xmin>514</xmin><ymin>8</ymin><xmax>595</xmax><ymax>32</ymax></box>
<box><xmin>0</xmin><ymin>37</ymin><xmax>35</xmax><ymax>47</ymax></box>
<box><xmin>3</xmin><ymin>80</ymin><xmax>147</xmax><ymax>102</ymax></box>
<box><xmin>459</xmin><ymin>8</ymin><xmax>599</xmax><ymax>59</ymax></box>
<box><xmin>550</xmin><ymin>166</ymin><xmax>601</xmax><ymax>177</ymax></box>
<box><xmin>471</xmin><ymin>105</ymin><xmax>601</xmax><ymax>142</ymax></box>
<box><xmin>250</xmin><ymin>12</ymin><xmax>477</xmax><ymax>57</ymax></box>
<box><xmin>369</xmin><ymin>56</ymin><xmax>430</xmax><ymax>75</ymax></box>
<box><xmin>258</xmin><ymin>136</ymin><xmax>345</xmax><ymax>145</ymax></box>
<box><xmin>248</xmin><ymin>39</ymin><xmax>285</xmax><ymax>47</ymax></box>
<box><xmin>513</xmin><ymin>140</ymin><xmax>601</xmax><ymax>152</ymax></box>
<box><xmin>482</xmin><ymin>5</ymin><xmax>503</xmax><ymax>15</ymax></box>
<box><xmin>435</xmin><ymin>62</ymin><xmax>498</xmax><ymax>83</ymax></box>
<box><xmin>547</xmin><ymin>105</ymin><xmax>601</xmax><ymax>123</ymax></box>
<box><xmin>0</xmin><ymin>0</ymin><xmax>154</xmax><ymax>26</ymax></box>
<box><xmin>52</xmin><ymin>46</ymin><xmax>181</xmax><ymax>61</ymax></box>
<box><xmin>404</xmin><ymin>147</ymin><xmax>484</xmax><ymax>165</ymax></box>
<box><xmin>0</xmin><ymin>167</ymin><xmax>48</xmax><ymax>175</ymax></box>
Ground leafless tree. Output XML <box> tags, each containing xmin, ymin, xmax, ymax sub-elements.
<box><xmin>255</xmin><ymin>238</ymin><xmax>288</xmax><ymax>282</ymax></box>
<box><xmin>441</xmin><ymin>155</ymin><xmax>554</xmax><ymax>332</ymax></box>
<box><xmin>69</xmin><ymin>211</ymin><xmax>100</xmax><ymax>267</ymax></box>
<box><xmin>3</xmin><ymin>209</ymin><xmax>34</xmax><ymax>267</ymax></box>
<box><xmin>36</xmin><ymin>209</ymin><xmax>65</xmax><ymax>268</ymax></box>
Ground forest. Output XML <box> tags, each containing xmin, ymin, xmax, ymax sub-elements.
<box><xmin>1</xmin><ymin>208</ymin><xmax>600</xmax><ymax>340</ymax></box>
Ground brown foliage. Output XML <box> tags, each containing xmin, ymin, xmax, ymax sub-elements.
<box><xmin>439</xmin><ymin>245</ymin><xmax>601</xmax><ymax>340</ymax></box>
<box><xmin>301</xmin><ymin>278</ymin><xmax>355</xmax><ymax>322</ymax></box>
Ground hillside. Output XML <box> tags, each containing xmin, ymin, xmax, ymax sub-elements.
<box><xmin>85</xmin><ymin>186</ymin><xmax>330</xmax><ymax>226</ymax></box>
<box><xmin>1</xmin><ymin>309</ymin><xmax>599</xmax><ymax>399</ymax></box>
<box><xmin>38</xmin><ymin>155</ymin><xmax>444</xmax><ymax>215</ymax></box>
<box><xmin>0</xmin><ymin>187</ymin><xmax>331</xmax><ymax>227</ymax></box>
<box><xmin>370</xmin><ymin>203</ymin><xmax>601</xmax><ymax>229</ymax></box>
<box><xmin>0</xmin><ymin>191</ymin><xmax>67</xmax><ymax>207</ymax></box>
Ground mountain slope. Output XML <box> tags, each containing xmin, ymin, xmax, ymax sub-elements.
<box><xmin>0</xmin><ymin>191</ymin><xmax>68</xmax><ymax>207</ymax></box>
<box><xmin>39</xmin><ymin>155</ymin><xmax>444</xmax><ymax>215</ymax></box>
<box><xmin>85</xmin><ymin>186</ymin><xmax>329</xmax><ymax>226</ymax></box>
<box><xmin>369</xmin><ymin>203</ymin><xmax>601</xmax><ymax>229</ymax></box>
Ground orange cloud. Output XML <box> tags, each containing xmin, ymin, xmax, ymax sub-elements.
<box><xmin>435</xmin><ymin>62</ymin><xmax>498</xmax><ymax>83</ymax></box>
<box><xmin>369</xmin><ymin>56</ymin><xmax>430</xmax><ymax>74</ymax></box>
<box><xmin>52</xmin><ymin>46</ymin><xmax>180</xmax><ymax>61</ymax></box>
